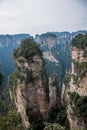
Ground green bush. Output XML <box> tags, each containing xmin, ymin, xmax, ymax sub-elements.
<box><xmin>69</xmin><ymin>92</ymin><xmax>87</xmax><ymax>117</ymax></box>
<box><xmin>44</xmin><ymin>123</ymin><xmax>65</xmax><ymax>130</ymax></box>
<box><xmin>14</xmin><ymin>38</ymin><xmax>43</xmax><ymax>60</ymax></box>
<box><xmin>71</xmin><ymin>34</ymin><xmax>87</xmax><ymax>51</ymax></box>
<box><xmin>0</xmin><ymin>112</ymin><xmax>23</xmax><ymax>130</ymax></box>
<box><xmin>71</xmin><ymin>34</ymin><xmax>87</xmax><ymax>60</ymax></box>
<box><xmin>73</xmin><ymin>61</ymin><xmax>87</xmax><ymax>80</ymax></box>
<box><xmin>78</xmin><ymin>62</ymin><xmax>87</xmax><ymax>79</ymax></box>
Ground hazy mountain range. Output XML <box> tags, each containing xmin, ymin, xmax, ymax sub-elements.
<box><xmin>0</xmin><ymin>30</ymin><xmax>87</xmax><ymax>88</ymax></box>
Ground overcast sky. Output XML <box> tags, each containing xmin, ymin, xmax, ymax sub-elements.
<box><xmin>0</xmin><ymin>0</ymin><xmax>87</xmax><ymax>36</ymax></box>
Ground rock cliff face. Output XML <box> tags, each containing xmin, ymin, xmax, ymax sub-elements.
<box><xmin>35</xmin><ymin>32</ymin><xmax>72</xmax><ymax>88</ymax></box>
<box><xmin>61</xmin><ymin>34</ymin><xmax>87</xmax><ymax>130</ymax></box>
<box><xmin>8</xmin><ymin>39</ymin><xmax>59</xmax><ymax>129</ymax></box>
<box><xmin>8</xmin><ymin>39</ymin><xmax>60</xmax><ymax>129</ymax></box>
<box><xmin>15</xmin><ymin>56</ymin><xmax>49</xmax><ymax>129</ymax></box>
<box><xmin>69</xmin><ymin>47</ymin><xmax>87</xmax><ymax>96</ymax></box>
<box><xmin>8</xmin><ymin>39</ymin><xmax>49</xmax><ymax>129</ymax></box>
<box><xmin>49</xmin><ymin>73</ymin><xmax>58</xmax><ymax>108</ymax></box>
<box><xmin>35</xmin><ymin>33</ymin><xmax>57</xmax><ymax>49</ymax></box>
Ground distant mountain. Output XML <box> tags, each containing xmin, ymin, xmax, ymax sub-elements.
<box><xmin>0</xmin><ymin>34</ymin><xmax>32</xmax><ymax>87</ymax></box>
<box><xmin>35</xmin><ymin>31</ymin><xmax>87</xmax><ymax>88</ymax></box>
<box><xmin>0</xmin><ymin>31</ymin><xmax>87</xmax><ymax>88</ymax></box>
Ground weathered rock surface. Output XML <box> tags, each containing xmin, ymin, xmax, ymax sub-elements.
<box><xmin>8</xmin><ymin>39</ymin><xmax>50</xmax><ymax>129</ymax></box>
<box><xmin>49</xmin><ymin>73</ymin><xmax>58</xmax><ymax>108</ymax></box>
<box><xmin>8</xmin><ymin>39</ymin><xmax>59</xmax><ymax>129</ymax></box>
<box><xmin>15</xmin><ymin>57</ymin><xmax>49</xmax><ymax>129</ymax></box>
<box><xmin>61</xmin><ymin>44</ymin><xmax>87</xmax><ymax>130</ymax></box>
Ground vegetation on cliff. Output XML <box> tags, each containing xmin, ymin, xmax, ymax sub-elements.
<box><xmin>71</xmin><ymin>34</ymin><xmax>87</xmax><ymax>86</ymax></box>
<box><xmin>14</xmin><ymin>38</ymin><xmax>43</xmax><ymax>60</ymax></box>
<box><xmin>71</xmin><ymin>34</ymin><xmax>87</xmax><ymax>50</ymax></box>
<box><xmin>71</xmin><ymin>34</ymin><xmax>87</xmax><ymax>57</ymax></box>
<box><xmin>43</xmin><ymin>123</ymin><xmax>65</xmax><ymax>130</ymax></box>
<box><xmin>0</xmin><ymin>72</ymin><xmax>23</xmax><ymax>130</ymax></box>
<box><xmin>62</xmin><ymin>34</ymin><xmax>87</xmax><ymax>130</ymax></box>
<box><xmin>63</xmin><ymin>73</ymin><xmax>71</xmax><ymax>87</ymax></box>
<box><xmin>69</xmin><ymin>92</ymin><xmax>87</xmax><ymax>117</ymax></box>
<box><xmin>0</xmin><ymin>112</ymin><xmax>23</xmax><ymax>130</ymax></box>
<box><xmin>73</xmin><ymin>61</ymin><xmax>87</xmax><ymax>81</ymax></box>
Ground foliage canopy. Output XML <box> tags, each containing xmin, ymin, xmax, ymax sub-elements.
<box><xmin>71</xmin><ymin>34</ymin><xmax>87</xmax><ymax>50</ymax></box>
<box><xmin>14</xmin><ymin>38</ymin><xmax>42</xmax><ymax>60</ymax></box>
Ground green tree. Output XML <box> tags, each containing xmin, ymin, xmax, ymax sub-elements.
<box><xmin>14</xmin><ymin>38</ymin><xmax>42</xmax><ymax>60</ymax></box>
<box><xmin>71</xmin><ymin>34</ymin><xmax>87</xmax><ymax>59</ymax></box>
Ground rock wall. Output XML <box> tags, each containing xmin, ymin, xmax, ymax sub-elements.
<box><xmin>8</xmin><ymin>39</ymin><xmax>60</xmax><ymax>130</ymax></box>
<box><xmin>14</xmin><ymin>55</ymin><xmax>49</xmax><ymax>129</ymax></box>
<box><xmin>61</xmin><ymin>45</ymin><xmax>87</xmax><ymax>130</ymax></box>
<box><xmin>49</xmin><ymin>73</ymin><xmax>58</xmax><ymax>108</ymax></box>
<box><xmin>7</xmin><ymin>39</ymin><xmax>50</xmax><ymax>129</ymax></box>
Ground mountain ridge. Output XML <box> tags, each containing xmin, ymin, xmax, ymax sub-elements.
<box><xmin>0</xmin><ymin>31</ymin><xmax>87</xmax><ymax>88</ymax></box>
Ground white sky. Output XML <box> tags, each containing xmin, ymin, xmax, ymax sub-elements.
<box><xmin>0</xmin><ymin>0</ymin><xmax>87</xmax><ymax>36</ymax></box>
